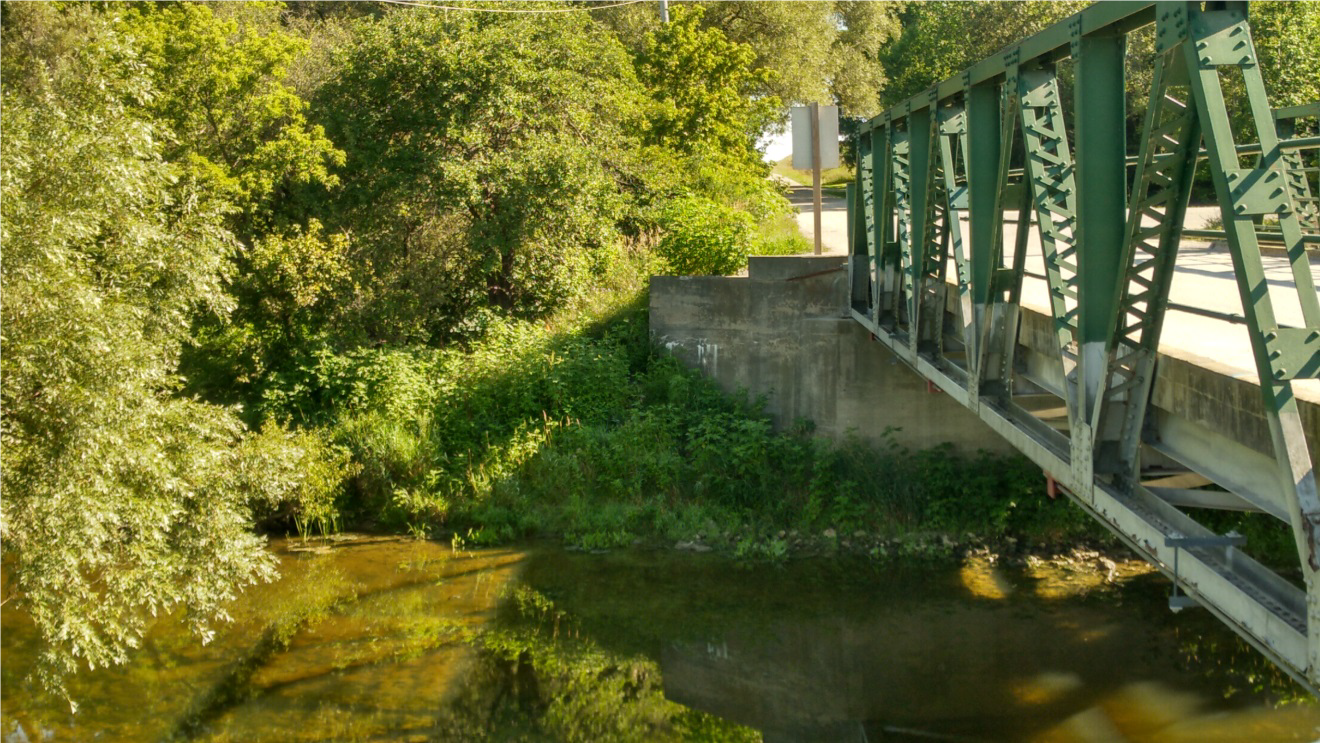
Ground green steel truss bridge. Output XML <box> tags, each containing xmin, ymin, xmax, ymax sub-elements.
<box><xmin>845</xmin><ymin>1</ymin><xmax>1320</xmax><ymax>691</ymax></box>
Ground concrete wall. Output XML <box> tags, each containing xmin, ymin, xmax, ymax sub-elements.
<box><xmin>1015</xmin><ymin>300</ymin><xmax>1320</xmax><ymax>472</ymax></box>
<box><xmin>649</xmin><ymin>256</ymin><xmax>1014</xmax><ymax>453</ymax></box>
<box><xmin>652</xmin><ymin>255</ymin><xmax>1320</xmax><ymax>466</ymax></box>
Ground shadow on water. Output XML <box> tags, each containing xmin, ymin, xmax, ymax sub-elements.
<box><xmin>510</xmin><ymin>549</ymin><xmax>1320</xmax><ymax>742</ymax></box>
<box><xmin>4</xmin><ymin>538</ymin><xmax>1320</xmax><ymax>742</ymax></box>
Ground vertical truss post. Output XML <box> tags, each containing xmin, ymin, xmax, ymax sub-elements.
<box><xmin>967</xmin><ymin>76</ymin><xmax>1004</xmax><ymax>406</ymax></box>
<box><xmin>975</xmin><ymin>53</ymin><xmax>1025</xmax><ymax>403</ymax></box>
<box><xmin>847</xmin><ymin>181</ymin><xmax>863</xmax><ymax>304</ymax></box>
<box><xmin>908</xmin><ymin>105</ymin><xmax>934</xmax><ymax>354</ymax></box>
<box><xmin>938</xmin><ymin>102</ymin><xmax>975</xmax><ymax>367</ymax></box>
<box><xmin>876</xmin><ymin>121</ymin><xmax>908</xmax><ymax>325</ymax></box>
<box><xmin>1181</xmin><ymin>0</ymin><xmax>1320</xmax><ymax>685</ymax></box>
<box><xmin>853</xmin><ymin>130</ymin><xmax>875</xmax><ymax>308</ymax></box>
<box><xmin>1073</xmin><ymin>25</ymin><xmax>1129</xmax><ymax>487</ymax></box>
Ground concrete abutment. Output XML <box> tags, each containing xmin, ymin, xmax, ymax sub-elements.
<box><xmin>649</xmin><ymin>256</ymin><xmax>1012</xmax><ymax>454</ymax></box>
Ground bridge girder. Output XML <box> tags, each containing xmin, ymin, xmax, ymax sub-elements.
<box><xmin>848</xmin><ymin>1</ymin><xmax>1320</xmax><ymax>692</ymax></box>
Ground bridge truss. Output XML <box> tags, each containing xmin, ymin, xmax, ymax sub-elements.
<box><xmin>847</xmin><ymin>1</ymin><xmax>1320</xmax><ymax>690</ymax></box>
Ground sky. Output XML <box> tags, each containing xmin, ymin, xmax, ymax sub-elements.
<box><xmin>759</xmin><ymin>107</ymin><xmax>845</xmax><ymax>165</ymax></box>
<box><xmin>759</xmin><ymin>127</ymin><xmax>794</xmax><ymax>164</ymax></box>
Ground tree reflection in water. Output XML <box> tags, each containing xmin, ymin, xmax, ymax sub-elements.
<box><xmin>4</xmin><ymin>539</ymin><xmax>1319</xmax><ymax>742</ymax></box>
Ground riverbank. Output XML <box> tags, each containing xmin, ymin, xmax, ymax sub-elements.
<box><xmin>254</xmin><ymin>271</ymin><xmax>1305</xmax><ymax>581</ymax></box>
<box><xmin>264</xmin><ymin>284</ymin><xmax>1107</xmax><ymax>562</ymax></box>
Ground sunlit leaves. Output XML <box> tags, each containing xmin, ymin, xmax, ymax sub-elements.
<box><xmin>636</xmin><ymin>5</ymin><xmax>779</xmax><ymax>166</ymax></box>
<box><xmin>598</xmin><ymin>1</ymin><xmax>901</xmax><ymax>118</ymax></box>
<box><xmin>122</xmin><ymin>1</ymin><xmax>343</xmax><ymax>237</ymax></box>
<box><xmin>312</xmin><ymin>9</ymin><xmax>645</xmax><ymax>343</ymax></box>
<box><xmin>879</xmin><ymin>1</ymin><xmax>1086</xmax><ymax>109</ymax></box>
<box><xmin>0</xmin><ymin>3</ymin><xmax>343</xmax><ymax>696</ymax></box>
<box><xmin>655</xmin><ymin>196</ymin><xmax>757</xmax><ymax>277</ymax></box>
<box><xmin>1240</xmin><ymin>2</ymin><xmax>1320</xmax><ymax>136</ymax></box>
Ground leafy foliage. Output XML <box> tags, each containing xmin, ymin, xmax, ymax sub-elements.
<box><xmin>0</xmin><ymin>3</ymin><xmax>346</xmax><ymax>696</ymax></box>
<box><xmin>655</xmin><ymin>196</ymin><xmax>756</xmax><ymax>276</ymax></box>
<box><xmin>879</xmin><ymin>1</ymin><xmax>1086</xmax><ymax>109</ymax></box>
<box><xmin>600</xmin><ymin>1</ymin><xmax>902</xmax><ymax>118</ymax></box>
<box><xmin>636</xmin><ymin>5</ymin><xmax>778</xmax><ymax>163</ymax></box>
<box><xmin>1239</xmin><ymin>2</ymin><xmax>1320</xmax><ymax>137</ymax></box>
<box><xmin>310</xmin><ymin>9</ymin><xmax>646</xmax><ymax>345</ymax></box>
<box><xmin>123</xmin><ymin>1</ymin><xmax>343</xmax><ymax>238</ymax></box>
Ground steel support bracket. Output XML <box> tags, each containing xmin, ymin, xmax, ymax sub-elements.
<box><xmin>1165</xmin><ymin>533</ymin><xmax>1248</xmax><ymax>613</ymax></box>
<box><xmin>1154</xmin><ymin>2</ymin><xmax>1188</xmax><ymax>54</ymax></box>
<box><xmin>1265</xmin><ymin>328</ymin><xmax>1320</xmax><ymax>380</ymax></box>
<box><xmin>1190</xmin><ymin>8</ymin><xmax>1255</xmax><ymax>69</ymax></box>
<box><xmin>1226</xmin><ymin>168</ymin><xmax>1293</xmax><ymax>216</ymax></box>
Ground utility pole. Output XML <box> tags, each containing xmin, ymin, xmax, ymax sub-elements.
<box><xmin>659</xmin><ymin>0</ymin><xmax>668</xmax><ymax>23</ymax></box>
<box><xmin>792</xmin><ymin>103</ymin><xmax>837</xmax><ymax>255</ymax></box>
<box><xmin>811</xmin><ymin>102</ymin><xmax>822</xmax><ymax>256</ymax></box>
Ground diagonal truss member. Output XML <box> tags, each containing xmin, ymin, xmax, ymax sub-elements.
<box><xmin>847</xmin><ymin>0</ymin><xmax>1320</xmax><ymax>693</ymax></box>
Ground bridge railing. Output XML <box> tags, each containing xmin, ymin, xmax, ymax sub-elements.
<box><xmin>847</xmin><ymin>1</ymin><xmax>1320</xmax><ymax>691</ymax></box>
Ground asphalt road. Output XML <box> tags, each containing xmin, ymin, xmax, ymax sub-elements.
<box><xmin>783</xmin><ymin>184</ymin><xmax>1320</xmax><ymax>400</ymax></box>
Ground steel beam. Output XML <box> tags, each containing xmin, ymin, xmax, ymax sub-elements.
<box><xmin>1073</xmin><ymin>28</ymin><xmax>1128</xmax><ymax>430</ymax></box>
<box><xmin>845</xmin><ymin>0</ymin><xmax>1320</xmax><ymax>693</ymax></box>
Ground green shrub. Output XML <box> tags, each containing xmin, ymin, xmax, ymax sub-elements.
<box><xmin>656</xmin><ymin>195</ymin><xmax>756</xmax><ymax>275</ymax></box>
<box><xmin>240</xmin><ymin>424</ymin><xmax>357</xmax><ymax>537</ymax></box>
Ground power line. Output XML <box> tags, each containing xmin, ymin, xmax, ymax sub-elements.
<box><xmin>373</xmin><ymin>0</ymin><xmax>647</xmax><ymax>13</ymax></box>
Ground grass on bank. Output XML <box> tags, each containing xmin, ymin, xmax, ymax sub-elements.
<box><xmin>771</xmin><ymin>155</ymin><xmax>855</xmax><ymax>189</ymax></box>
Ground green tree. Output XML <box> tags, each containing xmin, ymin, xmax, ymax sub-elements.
<box><xmin>122</xmin><ymin>1</ymin><xmax>343</xmax><ymax>238</ymax></box>
<box><xmin>598</xmin><ymin>1</ymin><xmax>901</xmax><ymax>119</ymax></box>
<box><xmin>633</xmin><ymin>5</ymin><xmax>795</xmax><ymax>264</ymax></box>
<box><xmin>310</xmin><ymin>9</ymin><xmax>651</xmax><ymax>344</ymax></box>
<box><xmin>878</xmin><ymin>1</ymin><xmax>1086</xmax><ymax>109</ymax></box>
<box><xmin>119</xmin><ymin>2</ymin><xmax>359</xmax><ymax>407</ymax></box>
<box><xmin>636</xmin><ymin>5</ymin><xmax>779</xmax><ymax>162</ymax></box>
<box><xmin>0</xmin><ymin>3</ymin><xmax>345</xmax><ymax>696</ymax></box>
<box><xmin>1244</xmin><ymin>1</ymin><xmax>1320</xmax><ymax>137</ymax></box>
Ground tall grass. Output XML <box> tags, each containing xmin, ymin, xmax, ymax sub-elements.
<box><xmin>771</xmin><ymin>155</ymin><xmax>855</xmax><ymax>188</ymax></box>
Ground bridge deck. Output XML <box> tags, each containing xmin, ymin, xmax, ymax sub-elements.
<box><xmin>793</xmin><ymin>186</ymin><xmax>1320</xmax><ymax>402</ymax></box>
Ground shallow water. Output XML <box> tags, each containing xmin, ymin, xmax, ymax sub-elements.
<box><xmin>4</xmin><ymin>536</ymin><xmax>1320</xmax><ymax>742</ymax></box>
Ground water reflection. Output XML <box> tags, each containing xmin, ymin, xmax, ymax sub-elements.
<box><xmin>517</xmin><ymin>550</ymin><xmax>1320</xmax><ymax>742</ymax></box>
<box><xmin>3</xmin><ymin>539</ymin><xmax>1319</xmax><ymax>742</ymax></box>
<box><xmin>3</xmin><ymin>537</ymin><xmax>525</xmax><ymax>741</ymax></box>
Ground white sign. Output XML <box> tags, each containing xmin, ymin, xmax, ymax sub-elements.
<box><xmin>791</xmin><ymin>104</ymin><xmax>840</xmax><ymax>170</ymax></box>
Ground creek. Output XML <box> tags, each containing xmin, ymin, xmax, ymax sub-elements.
<box><xmin>4</xmin><ymin>535</ymin><xmax>1320</xmax><ymax>742</ymax></box>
